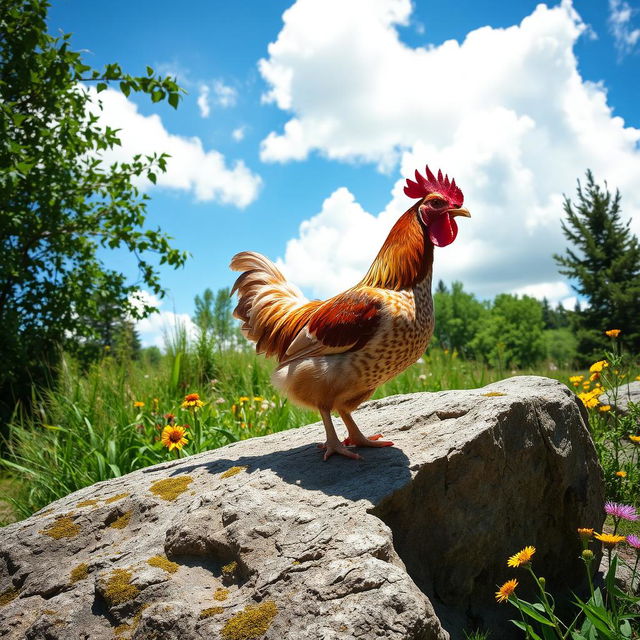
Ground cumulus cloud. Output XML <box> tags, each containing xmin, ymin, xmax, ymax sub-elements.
<box><xmin>197</xmin><ymin>84</ymin><xmax>211</xmax><ymax>117</ymax></box>
<box><xmin>609</xmin><ymin>0</ymin><xmax>640</xmax><ymax>57</ymax></box>
<box><xmin>261</xmin><ymin>0</ymin><xmax>640</xmax><ymax>299</ymax></box>
<box><xmin>132</xmin><ymin>290</ymin><xmax>199</xmax><ymax>349</ymax></box>
<box><xmin>90</xmin><ymin>87</ymin><xmax>261</xmax><ymax>207</ymax></box>
<box><xmin>213</xmin><ymin>80</ymin><xmax>238</xmax><ymax>108</ymax></box>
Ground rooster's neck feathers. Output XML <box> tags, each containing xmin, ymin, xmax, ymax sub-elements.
<box><xmin>359</xmin><ymin>206</ymin><xmax>433</xmax><ymax>291</ymax></box>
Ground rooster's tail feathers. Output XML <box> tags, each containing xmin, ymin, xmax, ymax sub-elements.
<box><xmin>230</xmin><ymin>251</ymin><xmax>318</xmax><ymax>360</ymax></box>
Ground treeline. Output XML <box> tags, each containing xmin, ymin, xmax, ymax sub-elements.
<box><xmin>432</xmin><ymin>281</ymin><xmax>575</xmax><ymax>369</ymax></box>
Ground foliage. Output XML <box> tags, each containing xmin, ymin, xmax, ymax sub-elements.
<box><xmin>544</xmin><ymin>328</ymin><xmax>578</xmax><ymax>369</ymax></box>
<box><xmin>500</xmin><ymin>537</ymin><xmax>640</xmax><ymax>639</ymax></box>
<box><xmin>0</xmin><ymin>0</ymin><xmax>187</xmax><ymax>420</ymax></box>
<box><xmin>470</xmin><ymin>294</ymin><xmax>546</xmax><ymax>370</ymax></box>
<box><xmin>434</xmin><ymin>281</ymin><xmax>488</xmax><ymax>357</ymax></box>
<box><xmin>554</xmin><ymin>171</ymin><xmax>640</xmax><ymax>362</ymax></box>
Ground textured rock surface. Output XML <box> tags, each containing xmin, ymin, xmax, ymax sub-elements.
<box><xmin>0</xmin><ymin>376</ymin><xmax>604</xmax><ymax>640</ymax></box>
<box><xmin>603</xmin><ymin>381</ymin><xmax>640</xmax><ymax>414</ymax></box>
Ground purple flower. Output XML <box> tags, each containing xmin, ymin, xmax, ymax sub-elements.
<box><xmin>604</xmin><ymin>501</ymin><xmax>638</xmax><ymax>521</ymax></box>
<box><xmin>627</xmin><ymin>535</ymin><xmax>640</xmax><ymax>549</ymax></box>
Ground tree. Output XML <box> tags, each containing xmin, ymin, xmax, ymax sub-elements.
<box><xmin>470</xmin><ymin>294</ymin><xmax>546</xmax><ymax>368</ymax></box>
<box><xmin>0</xmin><ymin>0</ymin><xmax>188</xmax><ymax>417</ymax></box>
<box><xmin>433</xmin><ymin>281</ymin><xmax>487</xmax><ymax>357</ymax></box>
<box><xmin>554</xmin><ymin>171</ymin><xmax>640</xmax><ymax>359</ymax></box>
<box><xmin>194</xmin><ymin>287</ymin><xmax>236</xmax><ymax>348</ymax></box>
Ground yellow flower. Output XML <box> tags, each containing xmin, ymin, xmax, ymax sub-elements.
<box><xmin>569</xmin><ymin>375</ymin><xmax>584</xmax><ymax>386</ymax></box>
<box><xmin>238</xmin><ymin>396</ymin><xmax>250</xmax><ymax>403</ymax></box>
<box><xmin>599</xmin><ymin>405</ymin><xmax>611</xmax><ymax>412</ymax></box>
<box><xmin>181</xmin><ymin>393</ymin><xmax>205</xmax><ymax>410</ymax></box>
<box><xmin>615</xmin><ymin>470</ymin><xmax>627</xmax><ymax>478</ymax></box>
<box><xmin>636</xmin><ymin>375</ymin><xmax>640</xmax><ymax>381</ymax></box>
<box><xmin>495</xmin><ymin>579</ymin><xmax>518</xmax><ymax>603</ymax></box>
<box><xmin>589</xmin><ymin>372</ymin><xmax>599</xmax><ymax>382</ymax></box>
<box><xmin>594</xmin><ymin>532</ymin><xmax>626</xmax><ymax>548</ymax></box>
<box><xmin>133</xmin><ymin>401</ymin><xmax>145</xmax><ymax>408</ymax></box>
<box><xmin>605</xmin><ymin>329</ymin><xmax>621</xmax><ymax>338</ymax></box>
<box><xmin>507</xmin><ymin>546</ymin><xmax>536</xmax><ymax>568</ymax></box>
<box><xmin>252</xmin><ymin>396</ymin><xmax>263</xmax><ymax>402</ymax></box>
<box><xmin>630</xmin><ymin>435</ymin><xmax>640</xmax><ymax>444</ymax></box>
<box><xmin>577</xmin><ymin>527</ymin><xmax>594</xmax><ymax>540</ymax></box>
<box><xmin>589</xmin><ymin>360</ymin><xmax>608</xmax><ymax>373</ymax></box>
<box><xmin>161</xmin><ymin>425</ymin><xmax>188</xmax><ymax>451</ymax></box>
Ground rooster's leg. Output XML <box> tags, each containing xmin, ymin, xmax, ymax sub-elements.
<box><xmin>339</xmin><ymin>411</ymin><xmax>394</xmax><ymax>448</ymax></box>
<box><xmin>319</xmin><ymin>409</ymin><xmax>362</xmax><ymax>461</ymax></box>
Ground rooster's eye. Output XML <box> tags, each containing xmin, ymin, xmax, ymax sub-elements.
<box><xmin>429</xmin><ymin>198</ymin><xmax>446</xmax><ymax>209</ymax></box>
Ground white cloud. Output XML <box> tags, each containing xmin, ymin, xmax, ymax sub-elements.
<box><xmin>261</xmin><ymin>0</ymin><xmax>640</xmax><ymax>300</ymax></box>
<box><xmin>213</xmin><ymin>80</ymin><xmax>238</xmax><ymax>108</ymax></box>
<box><xmin>232</xmin><ymin>125</ymin><xmax>247</xmax><ymax>141</ymax></box>
<box><xmin>90</xmin><ymin>86</ymin><xmax>261</xmax><ymax>207</ymax></box>
<box><xmin>132</xmin><ymin>290</ymin><xmax>199</xmax><ymax>349</ymax></box>
<box><xmin>197</xmin><ymin>84</ymin><xmax>210</xmax><ymax>117</ymax></box>
<box><xmin>609</xmin><ymin>0</ymin><xmax>640</xmax><ymax>57</ymax></box>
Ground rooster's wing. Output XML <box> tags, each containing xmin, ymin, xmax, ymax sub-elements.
<box><xmin>280</xmin><ymin>289</ymin><xmax>382</xmax><ymax>365</ymax></box>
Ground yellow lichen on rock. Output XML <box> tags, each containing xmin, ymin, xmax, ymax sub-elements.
<box><xmin>214</xmin><ymin>587</ymin><xmax>229</xmax><ymax>601</ymax></box>
<box><xmin>220</xmin><ymin>466</ymin><xmax>247</xmax><ymax>479</ymax></box>
<box><xmin>482</xmin><ymin>392</ymin><xmax>506</xmax><ymax>397</ymax></box>
<box><xmin>0</xmin><ymin>587</ymin><xmax>20</xmax><ymax>606</ymax></box>
<box><xmin>105</xmin><ymin>493</ymin><xmax>130</xmax><ymax>504</ymax></box>
<box><xmin>221</xmin><ymin>601</ymin><xmax>278</xmax><ymax>640</ymax></box>
<box><xmin>149</xmin><ymin>476</ymin><xmax>193</xmax><ymax>501</ymax></box>
<box><xmin>70</xmin><ymin>562</ymin><xmax>89</xmax><ymax>583</ymax></box>
<box><xmin>103</xmin><ymin>569</ymin><xmax>139</xmax><ymax>606</ymax></box>
<box><xmin>109</xmin><ymin>511</ymin><xmax>132</xmax><ymax>529</ymax></box>
<box><xmin>40</xmin><ymin>515</ymin><xmax>80</xmax><ymax>539</ymax></box>
<box><xmin>76</xmin><ymin>499</ymin><xmax>99</xmax><ymax>508</ymax></box>
<box><xmin>222</xmin><ymin>561</ymin><xmax>238</xmax><ymax>577</ymax></box>
<box><xmin>147</xmin><ymin>555</ymin><xmax>179</xmax><ymax>574</ymax></box>
<box><xmin>199</xmin><ymin>606</ymin><xmax>224</xmax><ymax>619</ymax></box>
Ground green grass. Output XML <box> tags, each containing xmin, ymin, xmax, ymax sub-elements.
<box><xmin>0</xmin><ymin>342</ymin><xmax>637</xmax><ymax>523</ymax></box>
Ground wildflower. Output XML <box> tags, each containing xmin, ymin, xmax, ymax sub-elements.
<box><xmin>495</xmin><ymin>579</ymin><xmax>518</xmax><ymax>603</ymax></box>
<box><xmin>629</xmin><ymin>435</ymin><xmax>640</xmax><ymax>444</ymax></box>
<box><xmin>507</xmin><ymin>546</ymin><xmax>536</xmax><ymax>568</ymax></box>
<box><xmin>599</xmin><ymin>405</ymin><xmax>611</xmax><ymax>412</ymax></box>
<box><xmin>260</xmin><ymin>401</ymin><xmax>269</xmax><ymax>411</ymax></box>
<box><xmin>160</xmin><ymin>425</ymin><xmax>188</xmax><ymax>451</ymax></box>
<box><xmin>636</xmin><ymin>375</ymin><xmax>640</xmax><ymax>381</ymax></box>
<box><xmin>581</xmin><ymin>549</ymin><xmax>594</xmax><ymax>561</ymax></box>
<box><xmin>164</xmin><ymin>413</ymin><xmax>176</xmax><ymax>425</ymax></box>
<box><xmin>604</xmin><ymin>501</ymin><xmax>638</xmax><ymax>521</ymax></box>
<box><xmin>626</xmin><ymin>535</ymin><xmax>640</xmax><ymax>549</ymax></box>
<box><xmin>181</xmin><ymin>393</ymin><xmax>205</xmax><ymax>410</ymax></box>
<box><xmin>589</xmin><ymin>360</ymin><xmax>608</xmax><ymax>373</ymax></box>
<box><xmin>615</xmin><ymin>470</ymin><xmax>627</xmax><ymax>478</ymax></box>
<box><xmin>589</xmin><ymin>372</ymin><xmax>599</xmax><ymax>382</ymax></box>
<box><xmin>569</xmin><ymin>375</ymin><xmax>584</xmax><ymax>387</ymax></box>
<box><xmin>238</xmin><ymin>396</ymin><xmax>249</xmax><ymax>403</ymax></box>
<box><xmin>418</xmin><ymin>374</ymin><xmax>427</xmax><ymax>381</ymax></box>
<box><xmin>252</xmin><ymin>396</ymin><xmax>263</xmax><ymax>402</ymax></box>
<box><xmin>134</xmin><ymin>401</ymin><xmax>145</xmax><ymax>408</ymax></box>
<box><xmin>605</xmin><ymin>329</ymin><xmax>621</xmax><ymax>338</ymax></box>
<box><xmin>577</xmin><ymin>527</ymin><xmax>594</xmax><ymax>541</ymax></box>
<box><xmin>215</xmin><ymin>397</ymin><xmax>225</xmax><ymax>404</ymax></box>
<box><xmin>594</xmin><ymin>532</ymin><xmax>626</xmax><ymax>548</ymax></box>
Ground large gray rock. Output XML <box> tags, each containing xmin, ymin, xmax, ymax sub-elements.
<box><xmin>0</xmin><ymin>376</ymin><xmax>604</xmax><ymax>640</ymax></box>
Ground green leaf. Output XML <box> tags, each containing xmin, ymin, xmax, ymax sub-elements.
<box><xmin>96</xmin><ymin>82</ymin><xmax>107</xmax><ymax>92</ymax></box>
<box><xmin>168</xmin><ymin>92</ymin><xmax>179</xmax><ymax>109</ymax></box>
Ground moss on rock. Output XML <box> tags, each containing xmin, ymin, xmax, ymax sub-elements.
<box><xmin>147</xmin><ymin>555</ymin><xmax>179</xmax><ymax>574</ymax></box>
<box><xmin>76</xmin><ymin>499</ymin><xmax>99</xmax><ymax>508</ymax></box>
<box><xmin>214</xmin><ymin>587</ymin><xmax>229</xmax><ymax>601</ymax></box>
<box><xmin>0</xmin><ymin>587</ymin><xmax>20</xmax><ymax>606</ymax></box>
<box><xmin>70</xmin><ymin>562</ymin><xmax>89</xmax><ymax>583</ymax></box>
<box><xmin>109</xmin><ymin>511</ymin><xmax>132</xmax><ymax>529</ymax></box>
<box><xmin>105</xmin><ymin>492</ymin><xmax>130</xmax><ymax>504</ymax></box>
<box><xmin>149</xmin><ymin>476</ymin><xmax>193</xmax><ymax>501</ymax></box>
<box><xmin>199</xmin><ymin>606</ymin><xmax>224</xmax><ymax>619</ymax></box>
<box><xmin>221</xmin><ymin>601</ymin><xmax>278</xmax><ymax>640</ymax></box>
<box><xmin>103</xmin><ymin>569</ymin><xmax>139</xmax><ymax>606</ymax></box>
<box><xmin>220</xmin><ymin>466</ymin><xmax>247</xmax><ymax>479</ymax></box>
<box><xmin>40</xmin><ymin>515</ymin><xmax>80</xmax><ymax>539</ymax></box>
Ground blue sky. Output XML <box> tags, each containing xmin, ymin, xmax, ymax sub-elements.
<box><xmin>47</xmin><ymin>0</ymin><xmax>640</xmax><ymax>346</ymax></box>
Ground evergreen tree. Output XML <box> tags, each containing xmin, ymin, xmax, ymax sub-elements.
<box><xmin>554</xmin><ymin>171</ymin><xmax>640</xmax><ymax>358</ymax></box>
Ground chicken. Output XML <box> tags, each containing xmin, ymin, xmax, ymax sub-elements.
<box><xmin>230</xmin><ymin>166</ymin><xmax>470</xmax><ymax>460</ymax></box>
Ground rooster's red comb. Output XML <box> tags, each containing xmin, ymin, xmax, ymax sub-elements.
<box><xmin>404</xmin><ymin>165</ymin><xmax>463</xmax><ymax>206</ymax></box>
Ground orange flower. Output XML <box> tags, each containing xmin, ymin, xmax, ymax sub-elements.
<box><xmin>577</xmin><ymin>527</ymin><xmax>594</xmax><ymax>541</ymax></box>
<box><xmin>630</xmin><ymin>435</ymin><xmax>640</xmax><ymax>444</ymax></box>
<box><xmin>495</xmin><ymin>579</ymin><xmax>518</xmax><ymax>603</ymax></box>
<box><xmin>507</xmin><ymin>546</ymin><xmax>536</xmax><ymax>568</ymax></box>
<box><xmin>161</xmin><ymin>425</ymin><xmax>188</xmax><ymax>451</ymax></box>
<box><xmin>181</xmin><ymin>393</ymin><xmax>205</xmax><ymax>410</ymax></box>
<box><xmin>133</xmin><ymin>401</ymin><xmax>145</xmax><ymax>408</ymax></box>
<box><xmin>615</xmin><ymin>470</ymin><xmax>627</xmax><ymax>478</ymax></box>
<box><xmin>605</xmin><ymin>329</ymin><xmax>621</xmax><ymax>338</ymax></box>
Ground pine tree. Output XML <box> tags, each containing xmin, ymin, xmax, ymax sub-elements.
<box><xmin>554</xmin><ymin>171</ymin><xmax>640</xmax><ymax>359</ymax></box>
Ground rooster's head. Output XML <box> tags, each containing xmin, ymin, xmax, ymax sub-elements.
<box><xmin>404</xmin><ymin>166</ymin><xmax>470</xmax><ymax>247</ymax></box>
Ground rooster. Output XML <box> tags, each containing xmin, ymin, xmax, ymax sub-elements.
<box><xmin>230</xmin><ymin>166</ymin><xmax>470</xmax><ymax>460</ymax></box>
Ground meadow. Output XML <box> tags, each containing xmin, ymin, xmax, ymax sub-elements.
<box><xmin>1</xmin><ymin>332</ymin><xmax>638</xmax><ymax>526</ymax></box>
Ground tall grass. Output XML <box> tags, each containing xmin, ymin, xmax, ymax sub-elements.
<box><xmin>0</xmin><ymin>335</ymin><xmax>632</xmax><ymax>523</ymax></box>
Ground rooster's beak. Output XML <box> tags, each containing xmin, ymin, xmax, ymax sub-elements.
<box><xmin>448</xmin><ymin>207</ymin><xmax>471</xmax><ymax>218</ymax></box>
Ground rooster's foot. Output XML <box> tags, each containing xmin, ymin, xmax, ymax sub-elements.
<box><xmin>342</xmin><ymin>433</ymin><xmax>394</xmax><ymax>448</ymax></box>
<box><xmin>317</xmin><ymin>440</ymin><xmax>363</xmax><ymax>461</ymax></box>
